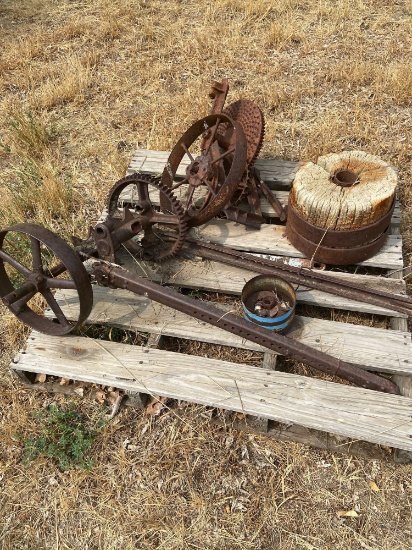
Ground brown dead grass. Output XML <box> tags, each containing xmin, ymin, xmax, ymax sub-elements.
<box><xmin>0</xmin><ymin>0</ymin><xmax>412</xmax><ymax>548</ymax></box>
<box><xmin>1</xmin><ymin>389</ymin><xmax>412</xmax><ymax>550</ymax></box>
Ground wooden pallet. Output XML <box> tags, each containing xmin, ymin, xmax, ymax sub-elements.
<box><xmin>12</xmin><ymin>150</ymin><xmax>412</xmax><ymax>461</ymax></box>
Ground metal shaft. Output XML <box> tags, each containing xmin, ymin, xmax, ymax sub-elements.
<box><xmin>181</xmin><ymin>240</ymin><xmax>412</xmax><ymax>316</ymax></box>
<box><xmin>94</xmin><ymin>263</ymin><xmax>400</xmax><ymax>395</ymax></box>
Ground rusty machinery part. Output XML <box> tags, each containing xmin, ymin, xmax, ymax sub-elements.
<box><xmin>208</xmin><ymin>79</ymin><xmax>229</xmax><ymax>116</ymax></box>
<box><xmin>217</xmin><ymin>101</ymin><xmax>265</xmax><ymax>228</ymax></box>
<box><xmin>220</xmin><ymin>100</ymin><xmax>265</xmax><ymax>167</ymax></box>
<box><xmin>222</xmin><ymin>172</ymin><xmax>263</xmax><ymax>229</ymax></box>
<box><xmin>285</xmin><ymin>200</ymin><xmax>395</xmax><ymax>265</ymax></box>
<box><xmin>92</xmin><ymin>262</ymin><xmax>400</xmax><ymax>395</ymax></box>
<box><xmin>257</xmin><ymin>174</ymin><xmax>287</xmax><ymax>222</ymax></box>
<box><xmin>178</xmin><ymin>239</ymin><xmax>412</xmax><ymax>317</ymax></box>
<box><xmin>160</xmin><ymin>114</ymin><xmax>247</xmax><ymax>227</ymax></box>
<box><xmin>101</xmin><ymin>173</ymin><xmax>188</xmax><ymax>262</ymax></box>
<box><xmin>200</xmin><ymin>79</ymin><xmax>229</xmax><ymax>151</ymax></box>
<box><xmin>241</xmin><ymin>275</ymin><xmax>296</xmax><ymax>333</ymax></box>
<box><xmin>0</xmin><ymin>223</ymin><xmax>93</xmax><ymax>335</ymax></box>
<box><xmin>222</xmin><ymin>166</ymin><xmax>287</xmax><ymax>229</ymax></box>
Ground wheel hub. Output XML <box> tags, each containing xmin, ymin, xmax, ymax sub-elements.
<box><xmin>186</xmin><ymin>155</ymin><xmax>214</xmax><ymax>188</ymax></box>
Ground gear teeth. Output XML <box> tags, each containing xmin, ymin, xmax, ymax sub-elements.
<box><xmin>221</xmin><ymin>100</ymin><xmax>265</xmax><ymax>167</ymax></box>
<box><xmin>151</xmin><ymin>179</ymin><xmax>189</xmax><ymax>261</ymax></box>
<box><xmin>105</xmin><ymin>172</ymin><xmax>188</xmax><ymax>262</ymax></box>
<box><xmin>106</xmin><ymin>172</ymin><xmax>155</xmax><ymax>216</ymax></box>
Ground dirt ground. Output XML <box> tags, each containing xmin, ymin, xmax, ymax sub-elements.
<box><xmin>0</xmin><ymin>1</ymin><xmax>411</xmax><ymax>548</ymax></box>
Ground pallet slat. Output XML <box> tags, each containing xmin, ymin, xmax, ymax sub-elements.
<box><xmin>51</xmin><ymin>287</ymin><xmax>412</xmax><ymax>375</ymax></box>
<box><xmin>189</xmin><ymin>219</ymin><xmax>403</xmax><ymax>270</ymax></box>
<box><xmin>127</xmin><ymin>150</ymin><xmax>300</xmax><ymax>190</ymax></box>
<box><xmin>14</xmin><ymin>332</ymin><xmax>412</xmax><ymax>452</ymax></box>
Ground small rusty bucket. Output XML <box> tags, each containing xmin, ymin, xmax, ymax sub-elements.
<box><xmin>241</xmin><ymin>275</ymin><xmax>296</xmax><ymax>333</ymax></box>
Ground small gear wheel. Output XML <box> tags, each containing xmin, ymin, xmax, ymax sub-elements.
<box><xmin>106</xmin><ymin>173</ymin><xmax>188</xmax><ymax>261</ymax></box>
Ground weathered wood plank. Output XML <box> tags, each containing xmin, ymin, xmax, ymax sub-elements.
<box><xmin>18</xmin><ymin>377</ymin><xmax>388</xmax><ymax>460</ymax></box>
<box><xmin>387</xmin><ymin>223</ymin><xmax>412</xmax><ymax>397</ymax></box>
<box><xmin>127</xmin><ymin>149</ymin><xmax>300</xmax><ymax>190</ymax></box>
<box><xmin>13</xmin><ymin>332</ymin><xmax>412</xmax><ymax>452</ymax></box>
<box><xmin>116</xmin><ymin>251</ymin><xmax>406</xmax><ymax>317</ymax></box>
<box><xmin>51</xmin><ymin>287</ymin><xmax>412</xmax><ymax>375</ymax></box>
<box><xmin>242</xmin><ymin>419</ymin><xmax>389</xmax><ymax>460</ymax></box>
<box><xmin>387</xmin><ymin>222</ymin><xmax>412</xmax><ymax>462</ymax></box>
<box><xmin>189</xmin><ymin>219</ymin><xmax>403</xmax><ymax>270</ymax></box>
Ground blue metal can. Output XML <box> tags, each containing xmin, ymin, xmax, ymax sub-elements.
<box><xmin>241</xmin><ymin>275</ymin><xmax>296</xmax><ymax>333</ymax></box>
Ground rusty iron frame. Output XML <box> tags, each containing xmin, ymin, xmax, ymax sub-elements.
<box><xmin>0</xmin><ymin>209</ymin><xmax>408</xmax><ymax>394</ymax></box>
<box><xmin>91</xmin><ymin>262</ymin><xmax>400</xmax><ymax>395</ymax></box>
<box><xmin>179</xmin><ymin>238</ymin><xmax>412</xmax><ymax>317</ymax></box>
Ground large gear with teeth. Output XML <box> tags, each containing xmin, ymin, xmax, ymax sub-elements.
<box><xmin>106</xmin><ymin>173</ymin><xmax>188</xmax><ymax>261</ymax></box>
<box><xmin>220</xmin><ymin>99</ymin><xmax>265</xmax><ymax>166</ymax></box>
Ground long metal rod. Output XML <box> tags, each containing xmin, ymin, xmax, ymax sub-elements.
<box><xmin>94</xmin><ymin>263</ymin><xmax>400</xmax><ymax>395</ymax></box>
<box><xmin>180</xmin><ymin>240</ymin><xmax>412</xmax><ymax>316</ymax></box>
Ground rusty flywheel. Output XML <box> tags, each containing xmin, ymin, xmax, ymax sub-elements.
<box><xmin>160</xmin><ymin>114</ymin><xmax>248</xmax><ymax>227</ymax></box>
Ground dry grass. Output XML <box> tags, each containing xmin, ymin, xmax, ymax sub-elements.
<box><xmin>1</xmin><ymin>390</ymin><xmax>412</xmax><ymax>550</ymax></box>
<box><xmin>0</xmin><ymin>0</ymin><xmax>412</xmax><ymax>548</ymax></box>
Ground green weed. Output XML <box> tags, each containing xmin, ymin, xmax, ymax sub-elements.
<box><xmin>18</xmin><ymin>403</ymin><xmax>103</xmax><ymax>472</ymax></box>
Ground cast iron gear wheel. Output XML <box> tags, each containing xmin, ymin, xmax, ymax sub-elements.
<box><xmin>106</xmin><ymin>173</ymin><xmax>188</xmax><ymax>261</ymax></box>
<box><xmin>221</xmin><ymin>100</ymin><xmax>265</xmax><ymax>166</ymax></box>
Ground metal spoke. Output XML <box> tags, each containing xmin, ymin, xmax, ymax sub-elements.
<box><xmin>181</xmin><ymin>143</ymin><xmax>195</xmax><ymax>162</ymax></box>
<box><xmin>185</xmin><ymin>185</ymin><xmax>196</xmax><ymax>209</ymax></box>
<box><xmin>45</xmin><ymin>278</ymin><xmax>77</xmax><ymax>290</ymax></box>
<box><xmin>210</xmin><ymin>146</ymin><xmax>236</xmax><ymax>165</ymax></box>
<box><xmin>41</xmin><ymin>288</ymin><xmax>71</xmax><ymax>328</ymax></box>
<box><xmin>204</xmin><ymin>117</ymin><xmax>221</xmax><ymax>156</ymax></box>
<box><xmin>203</xmin><ymin>179</ymin><xmax>217</xmax><ymax>197</ymax></box>
<box><xmin>171</xmin><ymin>177</ymin><xmax>189</xmax><ymax>191</ymax></box>
<box><xmin>0</xmin><ymin>249</ymin><xmax>32</xmax><ymax>277</ymax></box>
<box><xmin>30</xmin><ymin>237</ymin><xmax>43</xmax><ymax>271</ymax></box>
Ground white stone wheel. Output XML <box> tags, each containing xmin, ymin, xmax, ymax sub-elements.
<box><xmin>289</xmin><ymin>150</ymin><xmax>397</xmax><ymax>231</ymax></box>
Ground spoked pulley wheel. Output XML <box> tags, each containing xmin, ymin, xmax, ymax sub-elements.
<box><xmin>0</xmin><ymin>223</ymin><xmax>93</xmax><ymax>335</ymax></box>
<box><xmin>160</xmin><ymin>114</ymin><xmax>247</xmax><ymax>227</ymax></box>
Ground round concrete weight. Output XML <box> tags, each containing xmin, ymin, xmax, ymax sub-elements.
<box><xmin>289</xmin><ymin>150</ymin><xmax>397</xmax><ymax>231</ymax></box>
